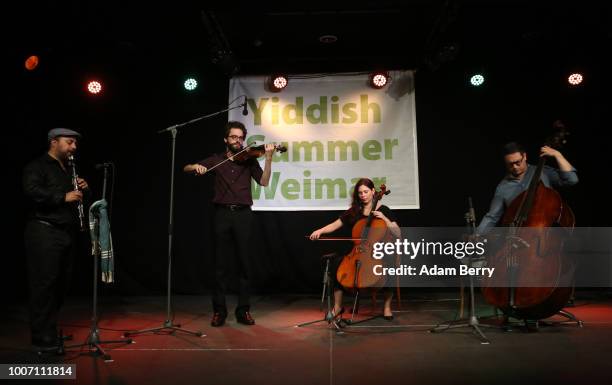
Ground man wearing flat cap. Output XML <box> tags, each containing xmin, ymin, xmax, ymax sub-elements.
<box><xmin>22</xmin><ymin>128</ymin><xmax>89</xmax><ymax>353</ymax></box>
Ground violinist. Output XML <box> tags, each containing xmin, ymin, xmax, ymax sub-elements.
<box><xmin>476</xmin><ymin>140</ymin><xmax>578</xmax><ymax>235</ymax></box>
<box><xmin>309</xmin><ymin>178</ymin><xmax>401</xmax><ymax>320</ymax></box>
<box><xmin>183</xmin><ymin>121</ymin><xmax>275</xmax><ymax>327</ymax></box>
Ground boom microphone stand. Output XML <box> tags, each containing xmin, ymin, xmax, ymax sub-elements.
<box><xmin>124</xmin><ymin>97</ymin><xmax>247</xmax><ymax>339</ymax></box>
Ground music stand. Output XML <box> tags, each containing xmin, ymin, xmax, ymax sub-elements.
<box><xmin>295</xmin><ymin>253</ymin><xmax>346</xmax><ymax>334</ymax></box>
<box><xmin>430</xmin><ymin>197</ymin><xmax>499</xmax><ymax>344</ymax></box>
<box><xmin>64</xmin><ymin>164</ymin><xmax>133</xmax><ymax>362</ymax></box>
<box><xmin>124</xmin><ymin>97</ymin><xmax>246</xmax><ymax>339</ymax></box>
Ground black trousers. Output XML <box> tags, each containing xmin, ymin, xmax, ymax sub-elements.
<box><xmin>212</xmin><ymin>206</ymin><xmax>253</xmax><ymax>315</ymax></box>
<box><xmin>24</xmin><ymin>220</ymin><xmax>76</xmax><ymax>342</ymax></box>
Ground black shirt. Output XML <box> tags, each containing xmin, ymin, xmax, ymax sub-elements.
<box><xmin>198</xmin><ymin>153</ymin><xmax>264</xmax><ymax>206</ymax></box>
<box><xmin>23</xmin><ymin>153</ymin><xmax>80</xmax><ymax>226</ymax></box>
<box><xmin>339</xmin><ymin>204</ymin><xmax>397</xmax><ymax>228</ymax></box>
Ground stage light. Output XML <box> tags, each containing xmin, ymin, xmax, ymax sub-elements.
<box><xmin>25</xmin><ymin>55</ymin><xmax>39</xmax><ymax>71</ymax></box>
<box><xmin>87</xmin><ymin>80</ymin><xmax>102</xmax><ymax>95</ymax></box>
<box><xmin>568</xmin><ymin>73</ymin><xmax>583</xmax><ymax>86</ymax></box>
<box><xmin>470</xmin><ymin>74</ymin><xmax>485</xmax><ymax>86</ymax></box>
<box><xmin>369</xmin><ymin>72</ymin><xmax>389</xmax><ymax>89</ymax></box>
<box><xmin>268</xmin><ymin>74</ymin><xmax>288</xmax><ymax>92</ymax></box>
<box><xmin>184</xmin><ymin>78</ymin><xmax>198</xmax><ymax>91</ymax></box>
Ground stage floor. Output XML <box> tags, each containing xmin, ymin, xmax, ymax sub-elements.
<box><xmin>1</xmin><ymin>291</ymin><xmax>611</xmax><ymax>385</ymax></box>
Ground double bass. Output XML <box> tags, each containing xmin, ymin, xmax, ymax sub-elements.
<box><xmin>481</xmin><ymin>122</ymin><xmax>575</xmax><ymax>320</ymax></box>
<box><xmin>336</xmin><ymin>184</ymin><xmax>394</xmax><ymax>289</ymax></box>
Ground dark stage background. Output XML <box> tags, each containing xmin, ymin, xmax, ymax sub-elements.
<box><xmin>5</xmin><ymin>3</ymin><xmax>610</xmax><ymax>305</ymax></box>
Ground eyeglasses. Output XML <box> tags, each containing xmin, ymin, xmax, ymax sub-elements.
<box><xmin>506</xmin><ymin>155</ymin><xmax>524</xmax><ymax>167</ymax></box>
<box><xmin>227</xmin><ymin>135</ymin><xmax>245</xmax><ymax>141</ymax></box>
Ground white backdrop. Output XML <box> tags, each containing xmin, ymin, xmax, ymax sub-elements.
<box><xmin>228</xmin><ymin>70</ymin><xmax>419</xmax><ymax>211</ymax></box>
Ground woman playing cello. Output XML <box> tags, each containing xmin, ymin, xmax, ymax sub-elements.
<box><xmin>309</xmin><ymin>178</ymin><xmax>401</xmax><ymax>320</ymax></box>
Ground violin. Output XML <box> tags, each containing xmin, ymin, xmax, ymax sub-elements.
<box><xmin>336</xmin><ymin>184</ymin><xmax>394</xmax><ymax>290</ymax></box>
<box><xmin>199</xmin><ymin>143</ymin><xmax>287</xmax><ymax>175</ymax></box>
<box><xmin>230</xmin><ymin>143</ymin><xmax>287</xmax><ymax>162</ymax></box>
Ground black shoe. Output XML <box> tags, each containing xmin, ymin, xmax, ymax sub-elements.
<box><xmin>383</xmin><ymin>315</ymin><xmax>394</xmax><ymax>321</ymax></box>
<box><xmin>32</xmin><ymin>335</ymin><xmax>60</xmax><ymax>354</ymax></box>
<box><xmin>524</xmin><ymin>319</ymin><xmax>539</xmax><ymax>332</ymax></box>
<box><xmin>236</xmin><ymin>311</ymin><xmax>255</xmax><ymax>325</ymax></box>
<box><xmin>211</xmin><ymin>312</ymin><xmax>226</xmax><ymax>327</ymax></box>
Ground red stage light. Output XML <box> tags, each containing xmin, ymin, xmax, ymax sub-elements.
<box><xmin>25</xmin><ymin>55</ymin><xmax>39</xmax><ymax>71</ymax></box>
<box><xmin>268</xmin><ymin>75</ymin><xmax>288</xmax><ymax>92</ymax></box>
<box><xmin>568</xmin><ymin>73</ymin><xmax>583</xmax><ymax>86</ymax></box>
<box><xmin>87</xmin><ymin>80</ymin><xmax>103</xmax><ymax>94</ymax></box>
<box><xmin>369</xmin><ymin>72</ymin><xmax>389</xmax><ymax>89</ymax></box>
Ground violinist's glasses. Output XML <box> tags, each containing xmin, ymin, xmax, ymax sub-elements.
<box><xmin>228</xmin><ymin>135</ymin><xmax>245</xmax><ymax>141</ymax></box>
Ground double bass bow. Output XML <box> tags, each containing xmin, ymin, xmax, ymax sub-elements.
<box><xmin>481</xmin><ymin>121</ymin><xmax>575</xmax><ymax>320</ymax></box>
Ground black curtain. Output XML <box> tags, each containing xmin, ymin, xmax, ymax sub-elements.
<box><xmin>5</xmin><ymin>45</ymin><xmax>609</xmax><ymax>304</ymax></box>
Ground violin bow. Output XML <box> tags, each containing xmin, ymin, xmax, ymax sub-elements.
<box><xmin>199</xmin><ymin>143</ymin><xmax>257</xmax><ymax>174</ymax></box>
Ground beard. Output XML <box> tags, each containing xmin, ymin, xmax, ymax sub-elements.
<box><xmin>228</xmin><ymin>142</ymin><xmax>242</xmax><ymax>154</ymax></box>
<box><xmin>57</xmin><ymin>149</ymin><xmax>73</xmax><ymax>161</ymax></box>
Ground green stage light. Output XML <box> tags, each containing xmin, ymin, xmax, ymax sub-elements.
<box><xmin>184</xmin><ymin>78</ymin><xmax>198</xmax><ymax>91</ymax></box>
<box><xmin>470</xmin><ymin>74</ymin><xmax>485</xmax><ymax>87</ymax></box>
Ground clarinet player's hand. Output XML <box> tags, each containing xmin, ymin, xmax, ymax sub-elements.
<box><xmin>65</xmin><ymin>191</ymin><xmax>83</xmax><ymax>203</ymax></box>
<box><xmin>76</xmin><ymin>177</ymin><xmax>89</xmax><ymax>190</ymax></box>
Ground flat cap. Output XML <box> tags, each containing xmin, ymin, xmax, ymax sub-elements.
<box><xmin>47</xmin><ymin>128</ymin><xmax>82</xmax><ymax>141</ymax></box>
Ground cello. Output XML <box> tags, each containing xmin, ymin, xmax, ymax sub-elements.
<box><xmin>481</xmin><ymin>122</ymin><xmax>575</xmax><ymax>320</ymax></box>
<box><xmin>336</xmin><ymin>184</ymin><xmax>395</xmax><ymax>290</ymax></box>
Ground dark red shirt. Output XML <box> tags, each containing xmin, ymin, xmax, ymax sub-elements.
<box><xmin>198</xmin><ymin>153</ymin><xmax>263</xmax><ymax>206</ymax></box>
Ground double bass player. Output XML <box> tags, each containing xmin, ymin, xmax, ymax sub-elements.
<box><xmin>476</xmin><ymin>140</ymin><xmax>578</xmax><ymax>236</ymax></box>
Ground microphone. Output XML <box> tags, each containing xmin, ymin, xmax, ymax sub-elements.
<box><xmin>242</xmin><ymin>96</ymin><xmax>248</xmax><ymax>116</ymax></box>
<box><xmin>95</xmin><ymin>162</ymin><xmax>113</xmax><ymax>170</ymax></box>
<box><xmin>467</xmin><ymin>196</ymin><xmax>476</xmax><ymax>223</ymax></box>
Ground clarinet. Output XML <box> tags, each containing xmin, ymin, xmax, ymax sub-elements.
<box><xmin>68</xmin><ymin>155</ymin><xmax>86</xmax><ymax>231</ymax></box>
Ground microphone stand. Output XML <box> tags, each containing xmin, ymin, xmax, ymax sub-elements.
<box><xmin>430</xmin><ymin>197</ymin><xmax>498</xmax><ymax>344</ymax></box>
<box><xmin>295</xmin><ymin>253</ymin><xmax>345</xmax><ymax>334</ymax></box>
<box><xmin>64</xmin><ymin>162</ymin><xmax>133</xmax><ymax>362</ymax></box>
<box><xmin>124</xmin><ymin>99</ymin><xmax>246</xmax><ymax>339</ymax></box>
